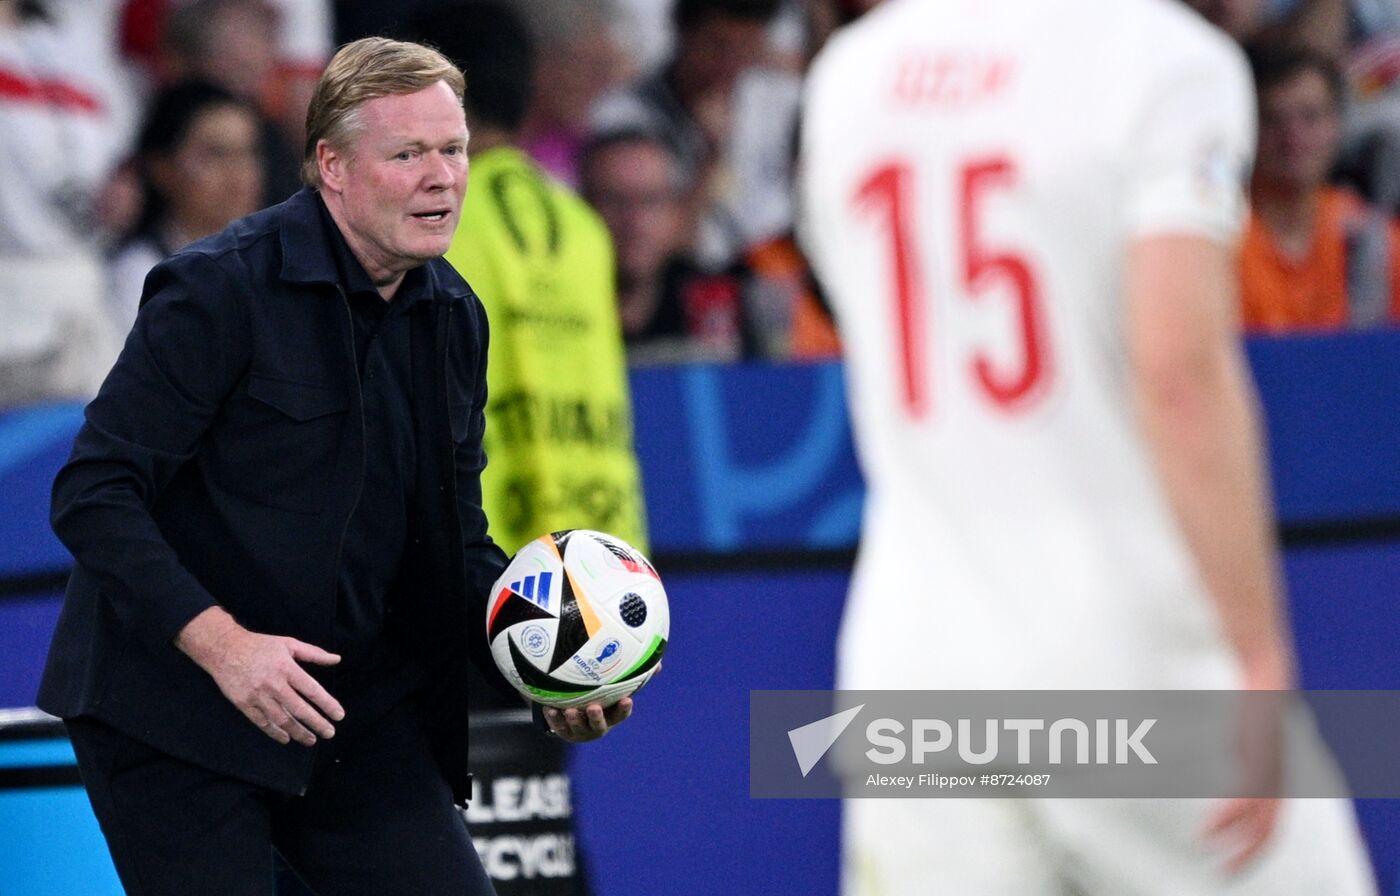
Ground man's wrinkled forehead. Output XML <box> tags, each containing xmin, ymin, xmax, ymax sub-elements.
<box><xmin>345</xmin><ymin>84</ymin><xmax>467</xmax><ymax>144</ymax></box>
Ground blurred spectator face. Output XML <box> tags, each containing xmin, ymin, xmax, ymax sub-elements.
<box><xmin>1256</xmin><ymin>67</ymin><xmax>1342</xmax><ymax>194</ymax></box>
<box><xmin>675</xmin><ymin>14</ymin><xmax>771</xmax><ymax>100</ymax></box>
<box><xmin>583</xmin><ymin>138</ymin><xmax>686</xmax><ymax>284</ymax></box>
<box><xmin>1180</xmin><ymin>0</ymin><xmax>1267</xmax><ymax>40</ymax></box>
<box><xmin>152</xmin><ymin>102</ymin><xmax>263</xmax><ymax>234</ymax></box>
<box><xmin>180</xmin><ymin>0</ymin><xmax>279</xmax><ymax>101</ymax></box>
<box><xmin>537</xmin><ymin>25</ymin><xmax>628</xmax><ymax>132</ymax></box>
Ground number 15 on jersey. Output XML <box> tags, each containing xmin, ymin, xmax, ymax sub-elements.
<box><xmin>853</xmin><ymin>154</ymin><xmax>1053</xmax><ymax>419</ymax></box>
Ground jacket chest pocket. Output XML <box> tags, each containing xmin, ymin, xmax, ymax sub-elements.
<box><xmin>208</xmin><ymin>376</ymin><xmax>350</xmax><ymax>514</ymax></box>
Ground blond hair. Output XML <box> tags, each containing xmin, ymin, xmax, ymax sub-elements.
<box><xmin>302</xmin><ymin>37</ymin><xmax>466</xmax><ymax>187</ymax></box>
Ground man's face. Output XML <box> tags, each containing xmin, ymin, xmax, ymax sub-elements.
<box><xmin>325</xmin><ymin>81</ymin><xmax>469</xmax><ymax>283</ymax></box>
<box><xmin>1256</xmin><ymin>69</ymin><xmax>1341</xmax><ymax>194</ymax></box>
<box><xmin>583</xmin><ymin>140</ymin><xmax>684</xmax><ymax>283</ymax></box>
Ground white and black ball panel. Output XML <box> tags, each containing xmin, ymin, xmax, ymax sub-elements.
<box><xmin>487</xmin><ymin>530</ymin><xmax>668</xmax><ymax>708</ymax></box>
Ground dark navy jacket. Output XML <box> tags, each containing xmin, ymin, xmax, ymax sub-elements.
<box><xmin>38</xmin><ymin>188</ymin><xmax>512</xmax><ymax>801</ymax></box>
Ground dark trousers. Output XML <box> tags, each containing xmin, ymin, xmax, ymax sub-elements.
<box><xmin>66</xmin><ymin>703</ymin><xmax>496</xmax><ymax>896</ymax></box>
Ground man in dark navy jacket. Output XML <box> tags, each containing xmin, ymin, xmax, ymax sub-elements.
<box><xmin>38</xmin><ymin>37</ymin><xmax>631</xmax><ymax>896</ymax></box>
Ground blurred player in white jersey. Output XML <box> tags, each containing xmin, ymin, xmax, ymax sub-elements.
<box><xmin>800</xmin><ymin>0</ymin><xmax>1376</xmax><ymax>892</ymax></box>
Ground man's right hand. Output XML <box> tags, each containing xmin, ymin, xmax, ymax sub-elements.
<box><xmin>175</xmin><ymin>606</ymin><xmax>345</xmax><ymax>746</ymax></box>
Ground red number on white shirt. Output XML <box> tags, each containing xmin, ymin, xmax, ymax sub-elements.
<box><xmin>854</xmin><ymin>154</ymin><xmax>1050</xmax><ymax>418</ymax></box>
<box><xmin>960</xmin><ymin>157</ymin><xmax>1049</xmax><ymax>410</ymax></box>
<box><xmin>854</xmin><ymin>161</ymin><xmax>930</xmax><ymax>416</ymax></box>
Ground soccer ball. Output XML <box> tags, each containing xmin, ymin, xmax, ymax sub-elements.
<box><xmin>486</xmin><ymin>530</ymin><xmax>669</xmax><ymax>709</ymax></box>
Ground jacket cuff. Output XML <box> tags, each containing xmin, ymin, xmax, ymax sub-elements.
<box><xmin>146</xmin><ymin>585</ymin><xmax>220</xmax><ymax>652</ymax></box>
<box><xmin>531</xmin><ymin>701</ymin><xmax>556</xmax><ymax>735</ymax></box>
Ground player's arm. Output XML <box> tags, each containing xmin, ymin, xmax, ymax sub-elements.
<box><xmin>1127</xmin><ymin>231</ymin><xmax>1291</xmax><ymax>875</ymax></box>
<box><xmin>1120</xmin><ymin>24</ymin><xmax>1287</xmax><ymax>687</ymax></box>
<box><xmin>1122</xmin><ymin>33</ymin><xmax>1288</xmax><ymax>872</ymax></box>
<box><xmin>1126</xmin><ymin>234</ymin><xmax>1293</xmax><ymax>691</ymax></box>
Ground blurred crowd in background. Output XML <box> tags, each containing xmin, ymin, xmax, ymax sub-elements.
<box><xmin>3</xmin><ymin>0</ymin><xmax>1400</xmax><ymax>410</ymax></box>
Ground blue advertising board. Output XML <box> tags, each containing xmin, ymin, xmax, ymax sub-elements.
<box><xmin>2</xmin><ymin>335</ymin><xmax>1399</xmax><ymax>570</ymax></box>
<box><xmin>629</xmin><ymin>361</ymin><xmax>865</xmax><ymax>552</ymax></box>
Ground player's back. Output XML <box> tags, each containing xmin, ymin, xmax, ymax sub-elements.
<box><xmin>802</xmin><ymin>0</ymin><xmax>1255</xmax><ymax>688</ymax></box>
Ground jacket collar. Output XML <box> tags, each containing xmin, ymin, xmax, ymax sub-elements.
<box><xmin>276</xmin><ymin>187</ymin><xmax>471</xmax><ymax>305</ymax></box>
<box><xmin>278</xmin><ymin>188</ymin><xmax>340</xmax><ymax>286</ymax></box>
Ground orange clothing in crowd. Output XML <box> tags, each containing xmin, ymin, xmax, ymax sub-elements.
<box><xmin>1239</xmin><ymin>186</ymin><xmax>1400</xmax><ymax>333</ymax></box>
<box><xmin>745</xmin><ymin>235</ymin><xmax>842</xmax><ymax>359</ymax></box>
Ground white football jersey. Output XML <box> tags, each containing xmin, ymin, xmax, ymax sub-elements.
<box><xmin>801</xmin><ymin>0</ymin><xmax>1257</xmax><ymax>689</ymax></box>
